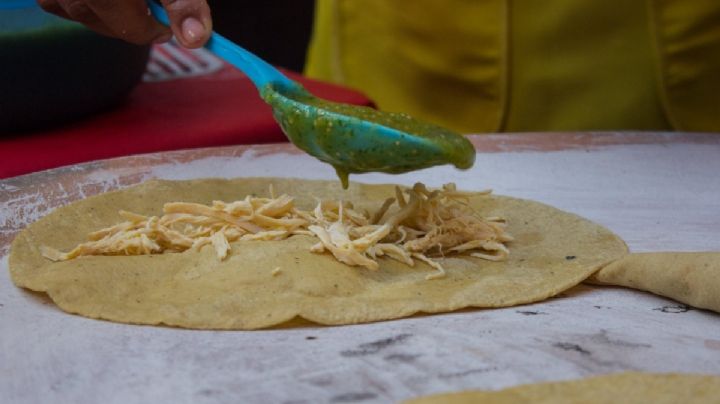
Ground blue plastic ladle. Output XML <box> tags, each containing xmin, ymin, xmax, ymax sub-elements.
<box><xmin>148</xmin><ymin>1</ymin><xmax>475</xmax><ymax>188</ymax></box>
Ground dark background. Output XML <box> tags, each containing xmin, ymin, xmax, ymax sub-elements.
<box><xmin>210</xmin><ymin>0</ymin><xmax>315</xmax><ymax>72</ymax></box>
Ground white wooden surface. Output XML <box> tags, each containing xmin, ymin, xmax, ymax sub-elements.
<box><xmin>1</xmin><ymin>133</ymin><xmax>719</xmax><ymax>404</ymax></box>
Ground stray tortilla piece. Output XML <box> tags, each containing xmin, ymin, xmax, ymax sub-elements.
<box><xmin>42</xmin><ymin>183</ymin><xmax>512</xmax><ymax>279</ymax></box>
<box><xmin>588</xmin><ymin>252</ymin><xmax>720</xmax><ymax>313</ymax></box>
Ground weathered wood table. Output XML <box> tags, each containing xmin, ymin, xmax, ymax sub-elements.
<box><xmin>1</xmin><ymin>132</ymin><xmax>719</xmax><ymax>404</ymax></box>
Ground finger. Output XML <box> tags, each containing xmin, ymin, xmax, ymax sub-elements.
<box><xmin>53</xmin><ymin>0</ymin><xmax>115</xmax><ymax>37</ymax></box>
<box><xmin>159</xmin><ymin>0</ymin><xmax>212</xmax><ymax>48</ymax></box>
<box><xmin>83</xmin><ymin>0</ymin><xmax>171</xmax><ymax>45</ymax></box>
<box><xmin>36</xmin><ymin>0</ymin><xmax>71</xmax><ymax>19</ymax></box>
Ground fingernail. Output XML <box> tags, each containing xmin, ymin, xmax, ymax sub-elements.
<box><xmin>181</xmin><ymin>17</ymin><xmax>205</xmax><ymax>43</ymax></box>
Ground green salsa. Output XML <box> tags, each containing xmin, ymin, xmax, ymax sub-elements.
<box><xmin>262</xmin><ymin>83</ymin><xmax>475</xmax><ymax>188</ymax></box>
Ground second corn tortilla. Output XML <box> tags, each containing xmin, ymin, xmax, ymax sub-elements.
<box><xmin>403</xmin><ymin>372</ymin><xmax>720</xmax><ymax>404</ymax></box>
<box><xmin>9</xmin><ymin>178</ymin><xmax>628</xmax><ymax>329</ymax></box>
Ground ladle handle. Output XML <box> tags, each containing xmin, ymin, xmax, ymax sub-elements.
<box><xmin>147</xmin><ymin>0</ymin><xmax>295</xmax><ymax>91</ymax></box>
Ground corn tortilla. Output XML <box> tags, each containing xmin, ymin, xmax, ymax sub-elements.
<box><xmin>589</xmin><ymin>252</ymin><xmax>720</xmax><ymax>313</ymax></box>
<box><xmin>9</xmin><ymin>178</ymin><xmax>628</xmax><ymax>329</ymax></box>
<box><xmin>403</xmin><ymin>372</ymin><xmax>720</xmax><ymax>404</ymax></box>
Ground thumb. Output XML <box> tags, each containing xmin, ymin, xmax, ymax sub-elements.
<box><xmin>159</xmin><ymin>0</ymin><xmax>212</xmax><ymax>48</ymax></box>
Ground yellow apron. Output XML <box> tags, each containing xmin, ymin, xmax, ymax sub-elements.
<box><xmin>306</xmin><ymin>0</ymin><xmax>720</xmax><ymax>133</ymax></box>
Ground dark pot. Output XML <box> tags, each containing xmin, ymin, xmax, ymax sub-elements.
<box><xmin>0</xmin><ymin>1</ymin><xmax>150</xmax><ymax>133</ymax></box>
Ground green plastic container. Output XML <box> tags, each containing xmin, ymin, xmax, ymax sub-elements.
<box><xmin>0</xmin><ymin>1</ymin><xmax>150</xmax><ymax>133</ymax></box>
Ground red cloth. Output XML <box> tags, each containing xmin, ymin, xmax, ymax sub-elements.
<box><xmin>0</xmin><ymin>67</ymin><xmax>372</xmax><ymax>179</ymax></box>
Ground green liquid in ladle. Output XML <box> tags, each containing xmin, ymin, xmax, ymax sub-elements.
<box><xmin>262</xmin><ymin>83</ymin><xmax>475</xmax><ymax>188</ymax></box>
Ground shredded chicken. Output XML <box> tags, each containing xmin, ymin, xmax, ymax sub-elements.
<box><xmin>42</xmin><ymin>183</ymin><xmax>512</xmax><ymax>280</ymax></box>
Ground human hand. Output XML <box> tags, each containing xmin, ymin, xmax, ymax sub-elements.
<box><xmin>36</xmin><ymin>0</ymin><xmax>212</xmax><ymax>48</ymax></box>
